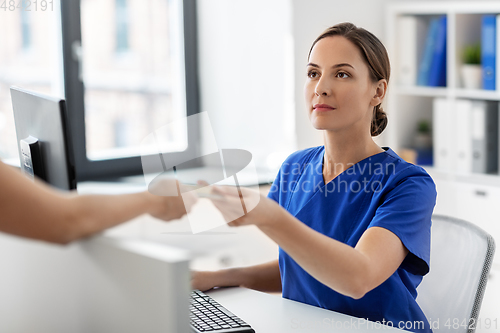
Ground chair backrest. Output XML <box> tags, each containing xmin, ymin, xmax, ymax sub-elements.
<box><xmin>416</xmin><ymin>215</ymin><xmax>495</xmax><ymax>333</ymax></box>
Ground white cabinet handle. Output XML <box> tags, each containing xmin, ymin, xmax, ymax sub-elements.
<box><xmin>474</xmin><ymin>190</ymin><xmax>487</xmax><ymax>197</ymax></box>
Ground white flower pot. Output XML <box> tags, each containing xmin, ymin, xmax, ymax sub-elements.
<box><xmin>461</xmin><ymin>64</ymin><xmax>482</xmax><ymax>89</ymax></box>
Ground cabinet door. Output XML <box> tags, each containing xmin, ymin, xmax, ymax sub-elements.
<box><xmin>433</xmin><ymin>98</ymin><xmax>452</xmax><ymax>172</ymax></box>
<box><xmin>455</xmin><ymin>182</ymin><xmax>500</xmax><ymax>262</ymax></box>
<box><xmin>432</xmin><ymin>177</ymin><xmax>456</xmax><ymax>217</ymax></box>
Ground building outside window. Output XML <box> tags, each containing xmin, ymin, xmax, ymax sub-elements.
<box><xmin>0</xmin><ymin>4</ymin><xmax>62</xmax><ymax>162</ymax></box>
<box><xmin>115</xmin><ymin>0</ymin><xmax>129</xmax><ymax>53</ymax></box>
<box><xmin>20</xmin><ymin>9</ymin><xmax>32</xmax><ymax>50</ymax></box>
<box><xmin>0</xmin><ymin>0</ymin><xmax>199</xmax><ymax>180</ymax></box>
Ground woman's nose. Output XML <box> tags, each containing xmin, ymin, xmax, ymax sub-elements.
<box><xmin>314</xmin><ymin>78</ymin><xmax>331</xmax><ymax>96</ymax></box>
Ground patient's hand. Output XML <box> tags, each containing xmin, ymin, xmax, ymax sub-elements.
<box><xmin>146</xmin><ymin>179</ymin><xmax>198</xmax><ymax>221</ymax></box>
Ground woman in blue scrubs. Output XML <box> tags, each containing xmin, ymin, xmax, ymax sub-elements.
<box><xmin>192</xmin><ymin>22</ymin><xmax>436</xmax><ymax>333</ymax></box>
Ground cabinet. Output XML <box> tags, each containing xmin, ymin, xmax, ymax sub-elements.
<box><xmin>386</xmin><ymin>2</ymin><xmax>500</xmax><ymax>263</ymax></box>
<box><xmin>454</xmin><ymin>182</ymin><xmax>500</xmax><ymax>235</ymax></box>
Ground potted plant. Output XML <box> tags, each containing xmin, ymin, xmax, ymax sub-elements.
<box><xmin>414</xmin><ymin>120</ymin><xmax>432</xmax><ymax>149</ymax></box>
<box><xmin>414</xmin><ymin>119</ymin><xmax>433</xmax><ymax>165</ymax></box>
<box><xmin>461</xmin><ymin>43</ymin><xmax>482</xmax><ymax>89</ymax></box>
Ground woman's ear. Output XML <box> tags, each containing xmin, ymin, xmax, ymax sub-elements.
<box><xmin>370</xmin><ymin>79</ymin><xmax>387</xmax><ymax>107</ymax></box>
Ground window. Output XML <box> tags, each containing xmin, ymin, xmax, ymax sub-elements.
<box><xmin>0</xmin><ymin>3</ymin><xmax>63</xmax><ymax>162</ymax></box>
<box><xmin>115</xmin><ymin>0</ymin><xmax>129</xmax><ymax>53</ymax></box>
<box><xmin>61</xmin><ymin>0</ymin><xmax>200</xmax><ymax>180</ymax></box>
<box><xmin>20</xmin><ymin>9</ymin><xmax>31</xmax><ymax>50</ymax></box>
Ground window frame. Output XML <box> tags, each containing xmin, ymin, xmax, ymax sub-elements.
<box><xmin>60</xmin><ymin>0</ymin><xmax>201</xmax><ymax>181</ymax></box>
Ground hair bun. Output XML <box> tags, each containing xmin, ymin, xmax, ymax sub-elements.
<box><xmin>371</xmin><ymin>105</ymin><xmax>387</xmax><ymax>136</ymax></box>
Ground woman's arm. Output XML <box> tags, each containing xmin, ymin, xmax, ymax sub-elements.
<box><xmin>191</xmin><ymin>259</ymin><xmax>281</xmax><ymax>293</ymax></box>
<box><xmin>0</xmin><ymin>161</ymin><xmax>194</xmax><ymax>244</ymax></box>
<box><xmin>210</xmin><ymin>186</ymin><xmax>407</xmax><ymax>299</ymax></box>
<box><xmin>260</xmin><ymin>217</ymin><xmax>407</xmax><ymax>299</ymax></box>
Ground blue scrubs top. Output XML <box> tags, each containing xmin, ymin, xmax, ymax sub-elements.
<box><xmin>268</xmin><ymin>146</ymin><xmax>436</xmax><ymax>333</ymax></box>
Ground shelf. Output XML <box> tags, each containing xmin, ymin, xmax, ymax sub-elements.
<box><xmin>455</xmin><ymin>172</ymin><xmax>500</xmax><ymax>187</ymax></box>
<box><xmin>455</xmin><ymin>88</ymin><xmax>500</xmax><ymax>100</ymax></box>
<box><xmin>387</xmin><ymin>3</ymin><xmax>500</xmax><ymax>183</ymax></box>
<box><xmin>387</xmin><ymin>2</ymin><xmax>500</xmax><ymax>265</ymax></box>
<box><xmin>421</xmin><ymin>165</ymin><xmax>500</xmax><ymax>187</ymax></box>
<box><xmin>389</xmin><ymin>2</ymin><xmax>500</xmax><ymax>15</ymax></box>
<box><xmin>393</xmin><ymin>86</ymin><xmax>448</xmax><ymax>97</ymax></box>
<box><xmin>388</xmin><ymin>5</ymin><xmax>500</xmax><ymax>185</ymax></box>
<box><xmin>394</xmin><ymin>86</ymin><xmax>500</xmax><ymax>101</ymax></box>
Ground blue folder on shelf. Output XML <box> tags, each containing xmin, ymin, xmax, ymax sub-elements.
<box><xmin>428</xmin><ymin>15</ymin><xmax>447</xmax><ymax>87</ymax></box>
<box><xmin>417</xmin><ymin>18</ymin><xmax>439</xmax><ymax>86</ymax></box>
<box><xmin>482</xmin><ymin>15</ymin><xmax>496</xmax><ymax>90</ymax></box>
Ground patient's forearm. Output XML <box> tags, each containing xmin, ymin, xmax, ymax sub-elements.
<box><xmin>0</xmin><ymin>161</ymin><xmax>188</xmax><ymax>244</ymax></box>
<box><xmin>64</xmin><ymin>191</ymin><xmax>152</xmax><ymax>243</ymax></box>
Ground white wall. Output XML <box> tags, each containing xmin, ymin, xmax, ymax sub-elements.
<box><xmin>197</xmin><ymin>0</ymin><xmax>398</xmax><ymax>163</ymax></box>
<box><xmin>291</xmin><ymin>0</ymin><xmax>396</xmax><ymax>150</ymax></box>
<box><xmin>197</xmin><ymin>0</ymin><xmax>296</xmax><ymax>174</ymax></box>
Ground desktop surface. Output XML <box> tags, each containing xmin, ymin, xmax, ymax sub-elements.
<box><xmin>207</xmin><ymin>288</ymin><xmax>408</xmax><ymax>333</ymax></box>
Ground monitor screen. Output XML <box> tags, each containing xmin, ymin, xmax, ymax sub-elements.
<box><xmin>10</xmin><ymin>87</ymin><xmax>76</xmax><ymax>190</ymax></box>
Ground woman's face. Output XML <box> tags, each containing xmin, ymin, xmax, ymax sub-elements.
<box><xmin>304</xmin><ymin>36</ymin><xmax>382</xmax><ymax>134</ymax></box>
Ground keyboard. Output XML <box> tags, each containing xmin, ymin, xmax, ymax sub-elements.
<box><xmin>190</xmin><ymin>289</ymin><xmax>255</xmax><ymax>333</ymax></box>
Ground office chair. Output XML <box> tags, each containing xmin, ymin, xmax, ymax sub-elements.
<box><xmin>416</xmin><ymin>215</ymin><xmax>496</xmax><ymax>333</ymax></box>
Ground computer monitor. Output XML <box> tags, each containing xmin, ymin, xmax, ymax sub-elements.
<box><xmin>10</xmin><ymin>87</ymin><xmax>76</xmax><ymax>190</ymax></box>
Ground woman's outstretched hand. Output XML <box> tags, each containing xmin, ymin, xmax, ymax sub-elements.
<box><xmin>191</xmin><ymin>270</ymin><xmax>221</xmax><ymax>292</ymax></box>
<box><xmin>198</xmin><ymin>181</ymin><xmax>283</xmax><ymax>229</ymax></box>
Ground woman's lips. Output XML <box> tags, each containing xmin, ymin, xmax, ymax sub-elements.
<box><xmin>313</xmin><ymin>104</ymin><xmax>335</xmax><ymax>112</ymax></box>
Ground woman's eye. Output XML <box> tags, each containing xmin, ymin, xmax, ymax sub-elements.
<box><xmin>336</xmin><ymin>72</ymin><xmax>349</xmax><ymax>79</ymax></box>
<box><xmin>307</xmin><ymin>71</ymin><xmax>319</xmax><ymax>79</ymax></box>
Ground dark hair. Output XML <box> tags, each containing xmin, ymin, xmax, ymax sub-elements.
<box><xmin>309</xmin><ymin>22</ymin><xmax>390</xmax><ymax>136</ymax></box>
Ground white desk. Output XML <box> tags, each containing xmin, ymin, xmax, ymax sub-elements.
<box><xmin>207</xmin><ymin>288</ymin><xmax>408</xmax><ymax>333</ymax></box>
